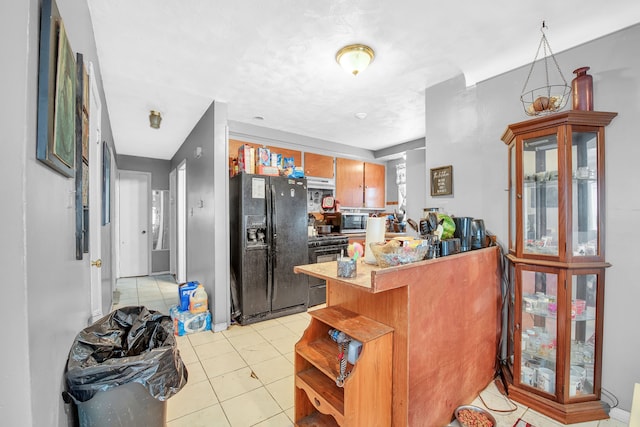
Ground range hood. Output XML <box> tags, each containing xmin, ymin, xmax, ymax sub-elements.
<box><xmin>306</xmin><ymin>177</ymin><xmax>335</xmax><ymax>190</ymax></box>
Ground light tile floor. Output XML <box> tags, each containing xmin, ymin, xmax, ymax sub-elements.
<box><xmin>112</xmin><ymin>275</ymin><xmax>626</xmax><ymax>427</ymax></box>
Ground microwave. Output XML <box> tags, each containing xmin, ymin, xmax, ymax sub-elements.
<box><xmin>340</xmin><ymin>213</ymin><xmax>369</xmax><ymax>233</ymax></box>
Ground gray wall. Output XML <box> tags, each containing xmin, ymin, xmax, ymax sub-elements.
<box><xmin>1</xmin><ymin>0</ymin><xmax>116</xmax><ymax>425</ymax></box>
<box><xmin>171</xmin><ymin>101</ymin><xmax>230</xmax><ymax>330</ymax></box>
<box><xmin>423</xmin><ymin>24</ymin><xmax>640</xmax><ymax>413</ymax></box>
<box><xmin>117</xmin><ymin>154</ymin><xmax>170</xmax><ymax>190</ymax></box>
<box><xmin>117</xmin><ymin>155</ymin><xmax>171</xmax><ymax>273</ymax></box>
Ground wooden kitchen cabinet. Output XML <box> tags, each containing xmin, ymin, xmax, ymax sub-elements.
<box><xmin>336</xmin><ymin>158</ymin><xmax>385</xmax><ymax>208</ymax></box>
<box><xmin>501</xmin><ymin>110</ymin><xmax>617</xmax><ymax>424</ymax></box>
<box><xmin>364</xmin><ymin>162</ymin><xmax>385</xmax><ymax>208</ymax></box>
<box><xmin>304</xmin><ymin>152</ymin><xmax>334</xmax><ymax>178</ymax></box>
<box><xmin>295</xmin><ymin>306</ymin><xmax>393</xmax><ymax>426</ymax></box>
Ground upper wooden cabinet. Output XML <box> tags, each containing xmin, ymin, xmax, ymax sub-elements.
<box><xmin>364</xmin><ymin>162</ymin><xmax>385</xmax><ymax>208</ymax></box>
<box><xmin>304</xmin><ymin>152</ymin><xmax>334</xmax><ymax>178</ymax></box>
<box><xmin>336</xmin><ymin>158</ymin><xmax>385</xmax><ymax>208</ymax></box>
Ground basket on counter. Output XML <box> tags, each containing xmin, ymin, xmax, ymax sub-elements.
<box><xmin>369</xmin><ymin>241</ymin><xmax>429</xmax><ymax>268</ymax></box>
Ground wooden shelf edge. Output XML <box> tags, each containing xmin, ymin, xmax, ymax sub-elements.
<box><xmin>309</xmin><ymin>306</ymin><xmax>393</xmax><ymax>342</ymax></box>
<box><xmin>296</xmin><ymin>369</ymin><xmax>344</xmax><ymax>424</ymax></box>
<box><xmin>506</xmin><ymin>254</ymin><xmax>611</xmax><ymax>269</ymax></box>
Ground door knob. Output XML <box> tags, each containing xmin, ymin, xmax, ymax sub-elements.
<box><xmin>91</xmin><ymin>259</ymin><xmax>102</xmax><ymax>268</ymax></box>
<box><xmin>142</xmin><ymin>230</ymin><xmax>146</xmax><ymax>234</ymax></box>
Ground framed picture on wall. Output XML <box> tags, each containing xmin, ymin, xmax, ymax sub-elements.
<box><xmin>430</xmin><ymin>165</ymin><xmax>453</xmax><ymax>196</ymax></box>
<box><xmin>36</xmin><ymin>0</ymin><xmax>76</xmax><ymax>178</ymax></box>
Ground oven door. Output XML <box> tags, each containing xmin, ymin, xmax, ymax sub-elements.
<box><xmin>308</xmin><ymin>245</ymin><xmax>345</xmax><ymax>306</ymax></box>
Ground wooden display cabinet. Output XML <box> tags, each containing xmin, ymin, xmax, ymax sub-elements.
<box><xmin>501</xmin><ymin>110</ymin><xmax>617</xmax><ymax>424</ymax></box>
<box><xmin>335</xmin><ymin>158</ymin><xmax>385</xmax><ymax>208</ymax></box>
<box><xmin>295</xmin><ymin>306</ymin><xmax>393</xmax><ymax>426</ymax></box>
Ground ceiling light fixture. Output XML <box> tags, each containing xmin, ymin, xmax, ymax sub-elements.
<box><xmin>336</xmin><ymin>44</ymin><xmax>375</xmax><ymax>76</ymax></box>
<box><xmin>149</xmin><ymin>110</ymin><xmax>162</xmax><ymax>129</ymax></box>
<box><xmin>354</xmin><ymin>112</ymin><xmax>368</xmax><ymax>120</ymax></box>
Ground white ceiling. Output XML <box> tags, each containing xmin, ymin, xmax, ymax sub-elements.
<box><xmin>87</xmin><ymin>1</ymin><xmax>640</xmax><ymax>160</ymax></box>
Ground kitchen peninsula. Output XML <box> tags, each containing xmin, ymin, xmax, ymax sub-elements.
<box><xmin>294</xmin><ymin>246</ymin><xmax>502</xmax><ymax>426</ymax></box>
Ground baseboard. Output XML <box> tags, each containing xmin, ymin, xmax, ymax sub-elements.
<box><xmin>610</xmin><ymin>407</ymin><xmax>630</xmax><ymax>424</ymax></box>
<box><xmin>213</xmin><ymin>321</ymin><xmax>228</xmax><ymax>333</ymax></box>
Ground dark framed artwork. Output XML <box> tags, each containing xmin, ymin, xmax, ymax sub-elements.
<box><xmin>102</xmin><ymin>141</ymin><xmax>111</xmax><ymax>225</ymax></box>
<box><xmin>430</xmin><ymin>165</ymin><xmax>453</xmax><ymax>196</ymax></box>
<box><xmin>36</xmin><ymin>0</ymin><xmax>76</xmax><ymax>178</ymax></box>
<box><xmin>75</xmin><ymin>53</ymin><xmax>88</xmax><ymax>259</ymax></box>
<box><xmin>52</xmin><ymin>22</ymin><xmax>76</xmax><ymax>169</ymax></box>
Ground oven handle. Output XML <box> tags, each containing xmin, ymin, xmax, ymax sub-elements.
<box><xmin>313</xmin><ymin>246</ymin><xmax>347</xmax><ymax>256</ymax></box>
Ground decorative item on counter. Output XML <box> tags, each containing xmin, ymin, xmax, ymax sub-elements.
<box><xmin>437</xmin><ymin>213</ymin><xmax>456</xmax><ymax>240</ymax></box>
<box><xmin>337</xmin><ymin>249</ymin><xmax>357</xmax><ymax>278</ymax></box>
<box><xmin>571</xmin><ymin>66</ymin><xmax>593</xmax><ymax>110</ymax></box>
<box><xmin>520</xmin><ymin>21</ymin><xmax>571</xmax><ymax>116</ymax></box>
<box><xmin>347</xmin><ymin>242</ymin><xmax>364</xmax><ymax>259</ymax></box>
<box><xmin>369</xmin><ymin>239</ymin><xmax>429</xmax><ymax>268</ymax></box>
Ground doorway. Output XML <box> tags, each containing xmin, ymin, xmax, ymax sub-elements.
<box><xmin>176</xmin><ymin>161</ymin><xmax>187</xmax><ymax>283</ymax></box>
<box><xmin>118</xmin><ymin>170</ymin><xmax>151</xmax><ymax>277</ymax></box>
<box><xmin>88</xmin><ymin>62</ymin><xmax>103</xmax><ymax>323</ymax></box>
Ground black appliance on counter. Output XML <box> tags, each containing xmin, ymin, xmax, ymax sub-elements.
<box><xmin>230</xmin><ymin>174</ymin><xmax>309</xmax><ymax>325</ymax></box>
<box><xmin>307</xmin><ymin>234</ymin><xmax>349</xmax><ymax>306</ymax></box>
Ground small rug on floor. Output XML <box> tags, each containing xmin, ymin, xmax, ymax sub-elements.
<box><xmin>513</xmin><ymin>419</ymin><xmax>535</xmax><ymax>427</ymax></box>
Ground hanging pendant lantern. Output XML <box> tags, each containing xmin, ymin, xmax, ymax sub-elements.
<box><xmin>520</xmin><ymin>22</ymin><xmax>571</xmax><ymax>116</ymax></box>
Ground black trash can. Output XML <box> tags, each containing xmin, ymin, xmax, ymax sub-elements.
<box><xmin>63</xmin><ymin>306</ymin><xmax>188</xmax><ymax>427</ymax></box>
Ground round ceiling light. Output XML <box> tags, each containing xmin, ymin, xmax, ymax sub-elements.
<box><xmin>336</xmin><ymin>44</ymin><xmax>375</xmax><ymax>76</ymax></box>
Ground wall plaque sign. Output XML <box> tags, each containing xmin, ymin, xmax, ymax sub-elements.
<box><xmin>430</xmin><ymin>165</ymin><xmax>453</xmax><ymax>196</ymax></box>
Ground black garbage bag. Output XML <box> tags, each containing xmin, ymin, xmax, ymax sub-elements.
<box><xmin>63</xmin><ymin>306</ymin><xmax>188</xmax><ymax>404</ymax></box>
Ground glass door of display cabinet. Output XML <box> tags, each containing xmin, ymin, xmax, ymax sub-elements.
<box><xmin>569</xmin><ymin>129</ymin><xmax>604</xmax><ymax>261</ymax></box>
<box><xmin>515</xmin><ymin>265</ymin><xmax>561</xmax><ymax>396</ymax></box>
<box><xmin>520</xmin><ymin>133</ymin><xmax>561</xmax><ymax>258</ymax></box>
<box><xmin>566</xmin><ymin>270</ymin><xmax>604</xmax><ymax>400</ymax></box>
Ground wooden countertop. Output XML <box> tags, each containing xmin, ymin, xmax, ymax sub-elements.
<box><xmin>294</xmin><ymin>246</ymin><xmax>499</xmax><ymax>293</ymax></box>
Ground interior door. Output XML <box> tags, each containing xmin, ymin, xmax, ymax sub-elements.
<box><xmin>169</xmin><ymin>168</ymin><xmax>177</xmax><ymax>277</ymax></box>
<box><xmin>88</xmin><ymin>62</ymin><xmax>103</xmax><ymax>323</ymax></box>
<box><xmin>118</xmin><ymin>170</ymin><xmax>150</xmax><ymax>277</ymax></box>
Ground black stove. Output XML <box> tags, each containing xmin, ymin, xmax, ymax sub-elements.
<box><xmin>307</xmin><ymin>233</ymin><xmax>349</xmax><ymax>306</ymax></box>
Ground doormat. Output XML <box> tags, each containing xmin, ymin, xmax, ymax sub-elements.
<box><xmin>513</xmin><ymin>419</ymin><xmax>535</xmax><ymax>427</ymax></box>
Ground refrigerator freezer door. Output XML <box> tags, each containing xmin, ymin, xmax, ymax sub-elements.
<box><xmin>270</xmin><ymin>177</ymin><xmax>309</xmax><ymax>311</ymax></box>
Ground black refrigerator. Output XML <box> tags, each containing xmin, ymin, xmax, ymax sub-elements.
<box><xmin>229</xmin><ymin>174</ymin><xmax>309</xmax><ymax>325</ymax></box>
